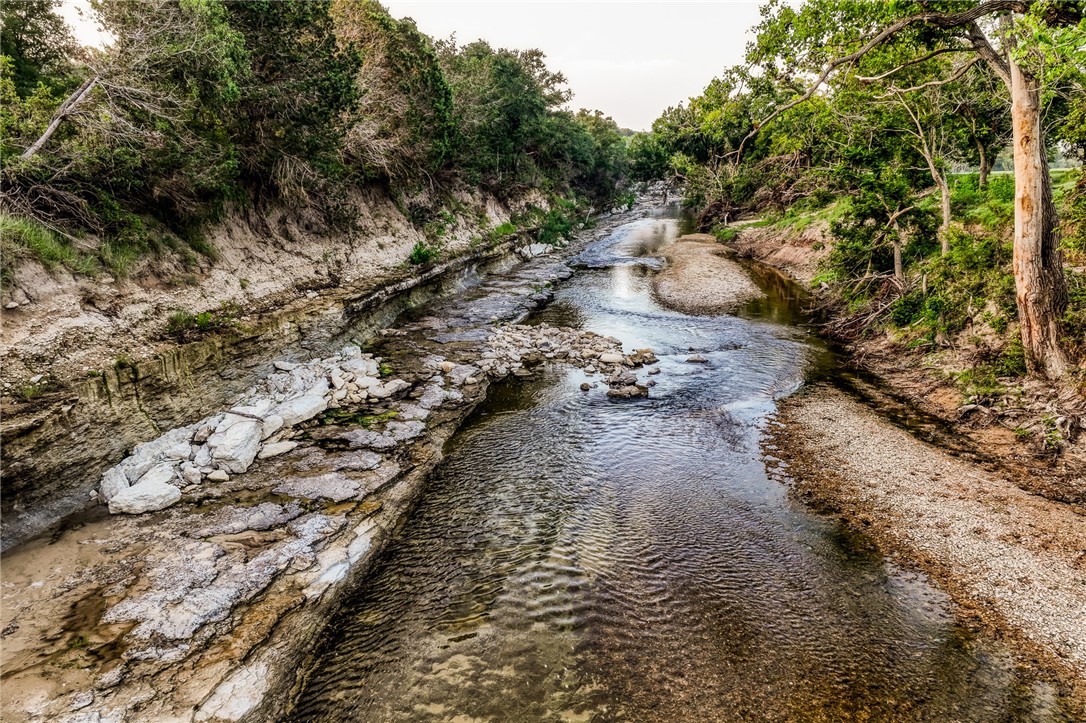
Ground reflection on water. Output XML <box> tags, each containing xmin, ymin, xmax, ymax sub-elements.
<box><xmin>289</xmin><ymin>210</ymin><xmax>1072</xmax><ymax>722</ymax></box>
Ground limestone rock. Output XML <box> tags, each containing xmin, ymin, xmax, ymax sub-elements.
<box><xmin>108</xmin><ymin>476</ymin><xmax>182</xmax><ymax>514</ymax></box>
<box><xmin>273</xmin><ymin>394</ymin><xmax>328</xmax><ymax>427</ymax></box>
<box><xmin>261</xmin><ymin>414</ymin><xmax>284</xmax><ymax>440</ymax></box>
<box><xmin>258</xmin><ymin>441</ymin><xmax>298</xmax><ymax>459</ymax></box>
<box><xmin>207</xmin><ymin>416</ymin><xmax>262</xmax><ymax>474</ymax></box>
<box><xmin>99</xmin><ymin>467</ymin><xmax>130</xmax><ymax>504</ymax></box>
<box><xmin>207</xmin><ymin>470</ymin><xmax>230</xmax><ymax>482</ymax></box>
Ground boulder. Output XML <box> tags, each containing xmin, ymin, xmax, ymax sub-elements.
<box><xmin>261</xmin><ymin>414</ymin><xmax>284</xmax><ymax>440</ymax></box>
<box><xmin>99</xmin><ymin>467</ymin><xmax>130</xmax><ymax>504</ymax></box>
<box><xmin>340</xmin><ymin>357</ymin><xmax>380</xmax><ymax>377</ymax></box>
<box><xmin>108</xmin><ymin>476</ymin><xmax>182</xmax><ymax>514</ymax></box>
<box><xmin>206</xmin><ymin>417</ymin><xmax>262</xmax><ymax>474</ymax></box>
<box><xmin>273</xmin><ymin>394</ymin><xmax>328</xmax><ymax>427</ymax></box>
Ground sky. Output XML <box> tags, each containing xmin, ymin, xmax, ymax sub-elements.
<box><xmin>58</xmin><ymin>0</ymin><xmax>766</xmax><ymax>132</ymax></box>
<box><xmin>384</xmin><ymin>1</ymin><xmax>765</xmax><ymax>130</ymax></box>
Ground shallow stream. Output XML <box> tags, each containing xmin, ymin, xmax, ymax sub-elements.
<box><xmin>289</xmin><ymin>207</ymin><xmax>1069</xmax><ymax>721</ymax></box>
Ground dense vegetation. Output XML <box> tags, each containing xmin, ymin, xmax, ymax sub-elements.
<box><xmin>630</xmin><ymin>0</ymin><xmax>1085</xmax><ymax>387</ymax></box>
<box><xmin>0</xmin><ymin>0</ymin><xmax>630</xmax><ymax>279</ymax></box>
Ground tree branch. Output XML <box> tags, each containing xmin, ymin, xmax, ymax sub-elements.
<box><xmin>735</xmin><ymin>0</ymin><xmax>1027</xmax><ymax>160</ymax></box>
<box><xmin>884</xmin><ymin>57</ymin><xmax>981</xmax><ymax>94</ymax></box>
<box><xmin>855</xmin><ymin>46</ymin><xmax>973</xmax><ymax>82</ymax></box>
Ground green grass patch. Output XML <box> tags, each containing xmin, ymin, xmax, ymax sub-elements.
<box><xmin>165</xmin><ymin>302</ymin><xmax>241</xmax><ymax>342</ymax></box>
<box><xmin>0</xmin><ymin>215</ymin><xmax>99</xmax><ymax>281</ymax></box>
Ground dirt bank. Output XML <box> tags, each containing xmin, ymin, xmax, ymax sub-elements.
<box><xmin>773</xmin><ymin>384</ymin><xmax>1086</xmax><ymax>713</ymax></box>
<box><xmin>652</xmin><ymin>233</ymin><xmax>763</xmax><ymax>314</ymax></box>
<box><xmin>733</xmin><ymin>221</ymin><xmax>831</xmax><ymax>286</ymax></box>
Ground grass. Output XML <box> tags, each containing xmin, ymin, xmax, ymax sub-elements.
<box><xmin>165</xmin><ymin>302</ymin><xmax>241</xmax><ymax>342</ymax></box>
<box><xmin>0</xmin><ymin>215</ymin><xmax>98</xmax><ymax>282</ymax></box>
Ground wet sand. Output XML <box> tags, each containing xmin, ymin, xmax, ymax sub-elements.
<box><xmin>652</xmin><ymin>234</ymin><xmax>763</xmax><ymax>314</ymax></box>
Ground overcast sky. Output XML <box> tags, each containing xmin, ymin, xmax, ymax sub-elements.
<box><xmin>384</xmin><ymin>1</ymin><xmax>764</xmax><ymax>130</ymax></box>
<box><xmin>59</xmin><ymin>0</ymin><xmax>765</xmax><ymax>131</ymax></box>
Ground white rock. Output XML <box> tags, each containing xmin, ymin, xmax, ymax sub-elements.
<box><xmin>599</xmin><ymin>353</ymin><xmax>625</xmax><ymax>364</ymax></box>
<box><xmin>273</xmin><ymin>393</ymin><xmax>328</xmax><ymax>427</ymax></box>
<box><xmin>439</xmin><ymin>361</ymin><xmax>456</xmax><ymax>374</ymax></box>
<box><xmin>367</xmin><ymin>384</ymin><xmax>392</xmax><ymax>399</ymax></box>
<box><xmin>206</xmin><ymin>417</ymin><xmax>262</xmax><ymax>474</ymax></box>
<box><xmin>258</xmin><ymin>441</ymin><xmax>298</xmax><ymax>459</ymax></box>
<box><xmin>193</xmin><ymin>444</ymin><xmax>213</xmax><ymax>468</ymax></box>
<box><xmin>99</xmin><ymin>467</ymin><xmax>130</xmax><ymax>504</ymax></box>
<box><xmin>180</xmin><ymin>462</ymin><xmax>203</xmax><ymax>487</ymax></box>
<box><xmin>355</xmin><ymin>376</ymin><xmax>380</xmax><ymax>389</ymax></box>
<box><xmin>383</xmin><ymin>379</ymin><xmax>410</xmax><ymax>395</ymax></box>
<box><xmin>261</xmin><ymin>414</ymin><xmax>284</xmax><ymax>440</ymax></box>
<box><xmin>333</xmin><ymin>388</ymin><xmax>348</xmax><ymax>401</ymax></box>
<box><xmin>137</xmin><ymin>462</ymin><xmax>179</xmax><ymax>488</ymax></box>
<box><xmin>274</xmin><ymin>361</ymin><xmax>298</xmax><ymax>371</ymax></box>
<box><xmin>207</xmin><ymin>469</ymin><xmax>230</xmax><ymax>482</ymax></box>
<box><xmin>340</xmin><ymin>345</ymin><xmax>362</xmax><ymax>359</ymax></box>
<box><xmin>340</xmin><ymin>357</ymin><xmax>380</xmax><ymax>377</ymax></box>
<box><xmin>108</xmin><ymin>477</ymin><xmax>182</xmax><ymax>514</ymax></box>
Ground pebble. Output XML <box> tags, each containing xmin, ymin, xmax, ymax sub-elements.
<box><xmin>207</xmin><ymin>470</ymin><xmax>230</xmax><ymax>482</ymax></box>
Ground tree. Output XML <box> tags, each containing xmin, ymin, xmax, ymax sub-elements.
<box><xmin>748</xmin><ymin>0</ymin><xmax>1084</xmax><ymax>380</ymax></box>
<box><xmin>0</xmin><ymin>0</ymin><xmax>76</xmax><ymax>97</ymax></box>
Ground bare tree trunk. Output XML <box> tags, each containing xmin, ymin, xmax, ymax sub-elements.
<box><xmin>1009</xmin><ymin>58</ymin><xmax>1068</xmax><ymax>380</ymax></box>
<box><xmin>919</xmin><ymin>147</ymin><xmax>951</xmax><ymax>254</ymax></box>
<box><xmin>20</xmin><ymin>76</ymin><xmax>99</xmax><ymax>159</ymax></box>
<box><xmin>892</xmin><ymin>223</ymin><xmax>904</xmax><ymax>283</ymax></box>
<box><xmin>976</xmin><ymin>139</ymin><xmax>990</xmax><ymax>189</ymax></box>
<box><xmin>936</xmin><ymin>172</ymin><xmax>951</xmax><ymax>254</ymax></box>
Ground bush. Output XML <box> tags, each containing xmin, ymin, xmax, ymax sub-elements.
<box><xmin>408</xmin><ymin>240</ymin><xmax>441</xmax><ymax>265</ymax></box>
<box><xmin>165</xmin><ymin>303</ymin><xmax>240</xmax><ymax>341</ymax></box>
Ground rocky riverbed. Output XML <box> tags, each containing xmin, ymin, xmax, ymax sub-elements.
<box><xmin>0</xmin><ymin>202</ymin><xmax>674</xmax><ymax>723</ymax></box>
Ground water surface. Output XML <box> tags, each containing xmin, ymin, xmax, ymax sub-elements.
<box><xmin>291</xmin><ymin>209</ymin><xmax>1069</xmax><ymax>721</ymax></box>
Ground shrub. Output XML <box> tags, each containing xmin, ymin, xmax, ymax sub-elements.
<box><xmin>408</xmin><ymin>240</ymin><xmax>441</xmax><ymax>265</ymax></box>
<box><xmin>165</xmin><ymin>303</ymin><xmax>240</xmax><ymax>341</ymax></box>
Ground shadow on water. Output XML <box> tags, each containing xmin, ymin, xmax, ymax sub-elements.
<box><xmin>288</xmin><ymin>208</ymin><xmax>1076</xmax><ymax>722</ymax></box>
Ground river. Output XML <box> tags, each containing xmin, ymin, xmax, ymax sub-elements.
<box><xmin>288</xmin><ymin>206</ymin><xmax>1069</xmax><ymax>721</ymax></box>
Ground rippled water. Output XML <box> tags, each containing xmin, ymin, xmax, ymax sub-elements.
<box><xmin>290</xmin><ymin>208</ymin><xmax>1070</xmax><ymax>721</ymax></box>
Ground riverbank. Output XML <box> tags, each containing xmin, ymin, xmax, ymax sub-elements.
<box><xmin>731</xmin><ymin>222</ymin><xmax>1085</xmax><ymax>506</ymax></box>
<box><xmin>0</xmin><ymin>201</ymin><xmax>663</xmax><ymax>723</ymax></box>
<box><xmin>772</xmin><ymin>384</ymin><xmax>1086</xmax><ymax>713</ymax></box>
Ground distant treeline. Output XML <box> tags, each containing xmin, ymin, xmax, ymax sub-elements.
<box><xmin>0</xmin><ymin>0</ymin><xmax>630</xmax><ymax>272</ymax></box>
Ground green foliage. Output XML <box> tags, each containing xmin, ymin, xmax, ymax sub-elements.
<box><xmin>0</xmin><ymin>0</ymin><xmax>76</xmax><ymax>97</ymax></box>
<box><xmin>537</xmin><ymin>200</ymin><xmax>579</xmax><ymax>246</ymax></box>
<box><xmin>0</xmin><ymin>212</ymin><xmax>95</xmax><ymax>276</ymax></box>
<box><xmin>408</xmin><ymin>240</ymin><xmax>441</xmax><ymax>265</ymax></box>
<box><xmin>165</xmin><ymin>302</ymin><xmax>240</xmax><ymax>341</ymax></box>
<box><xmin>0</xmin><ymin>0</ymin><xmax>626</xmax><ymax>274</ymax></box>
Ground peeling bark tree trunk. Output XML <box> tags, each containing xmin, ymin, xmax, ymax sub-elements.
<box><xmin>1009</xmin><ymin>58</ymin><xmax>1068</xmax><ymax>380</ymax></box>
